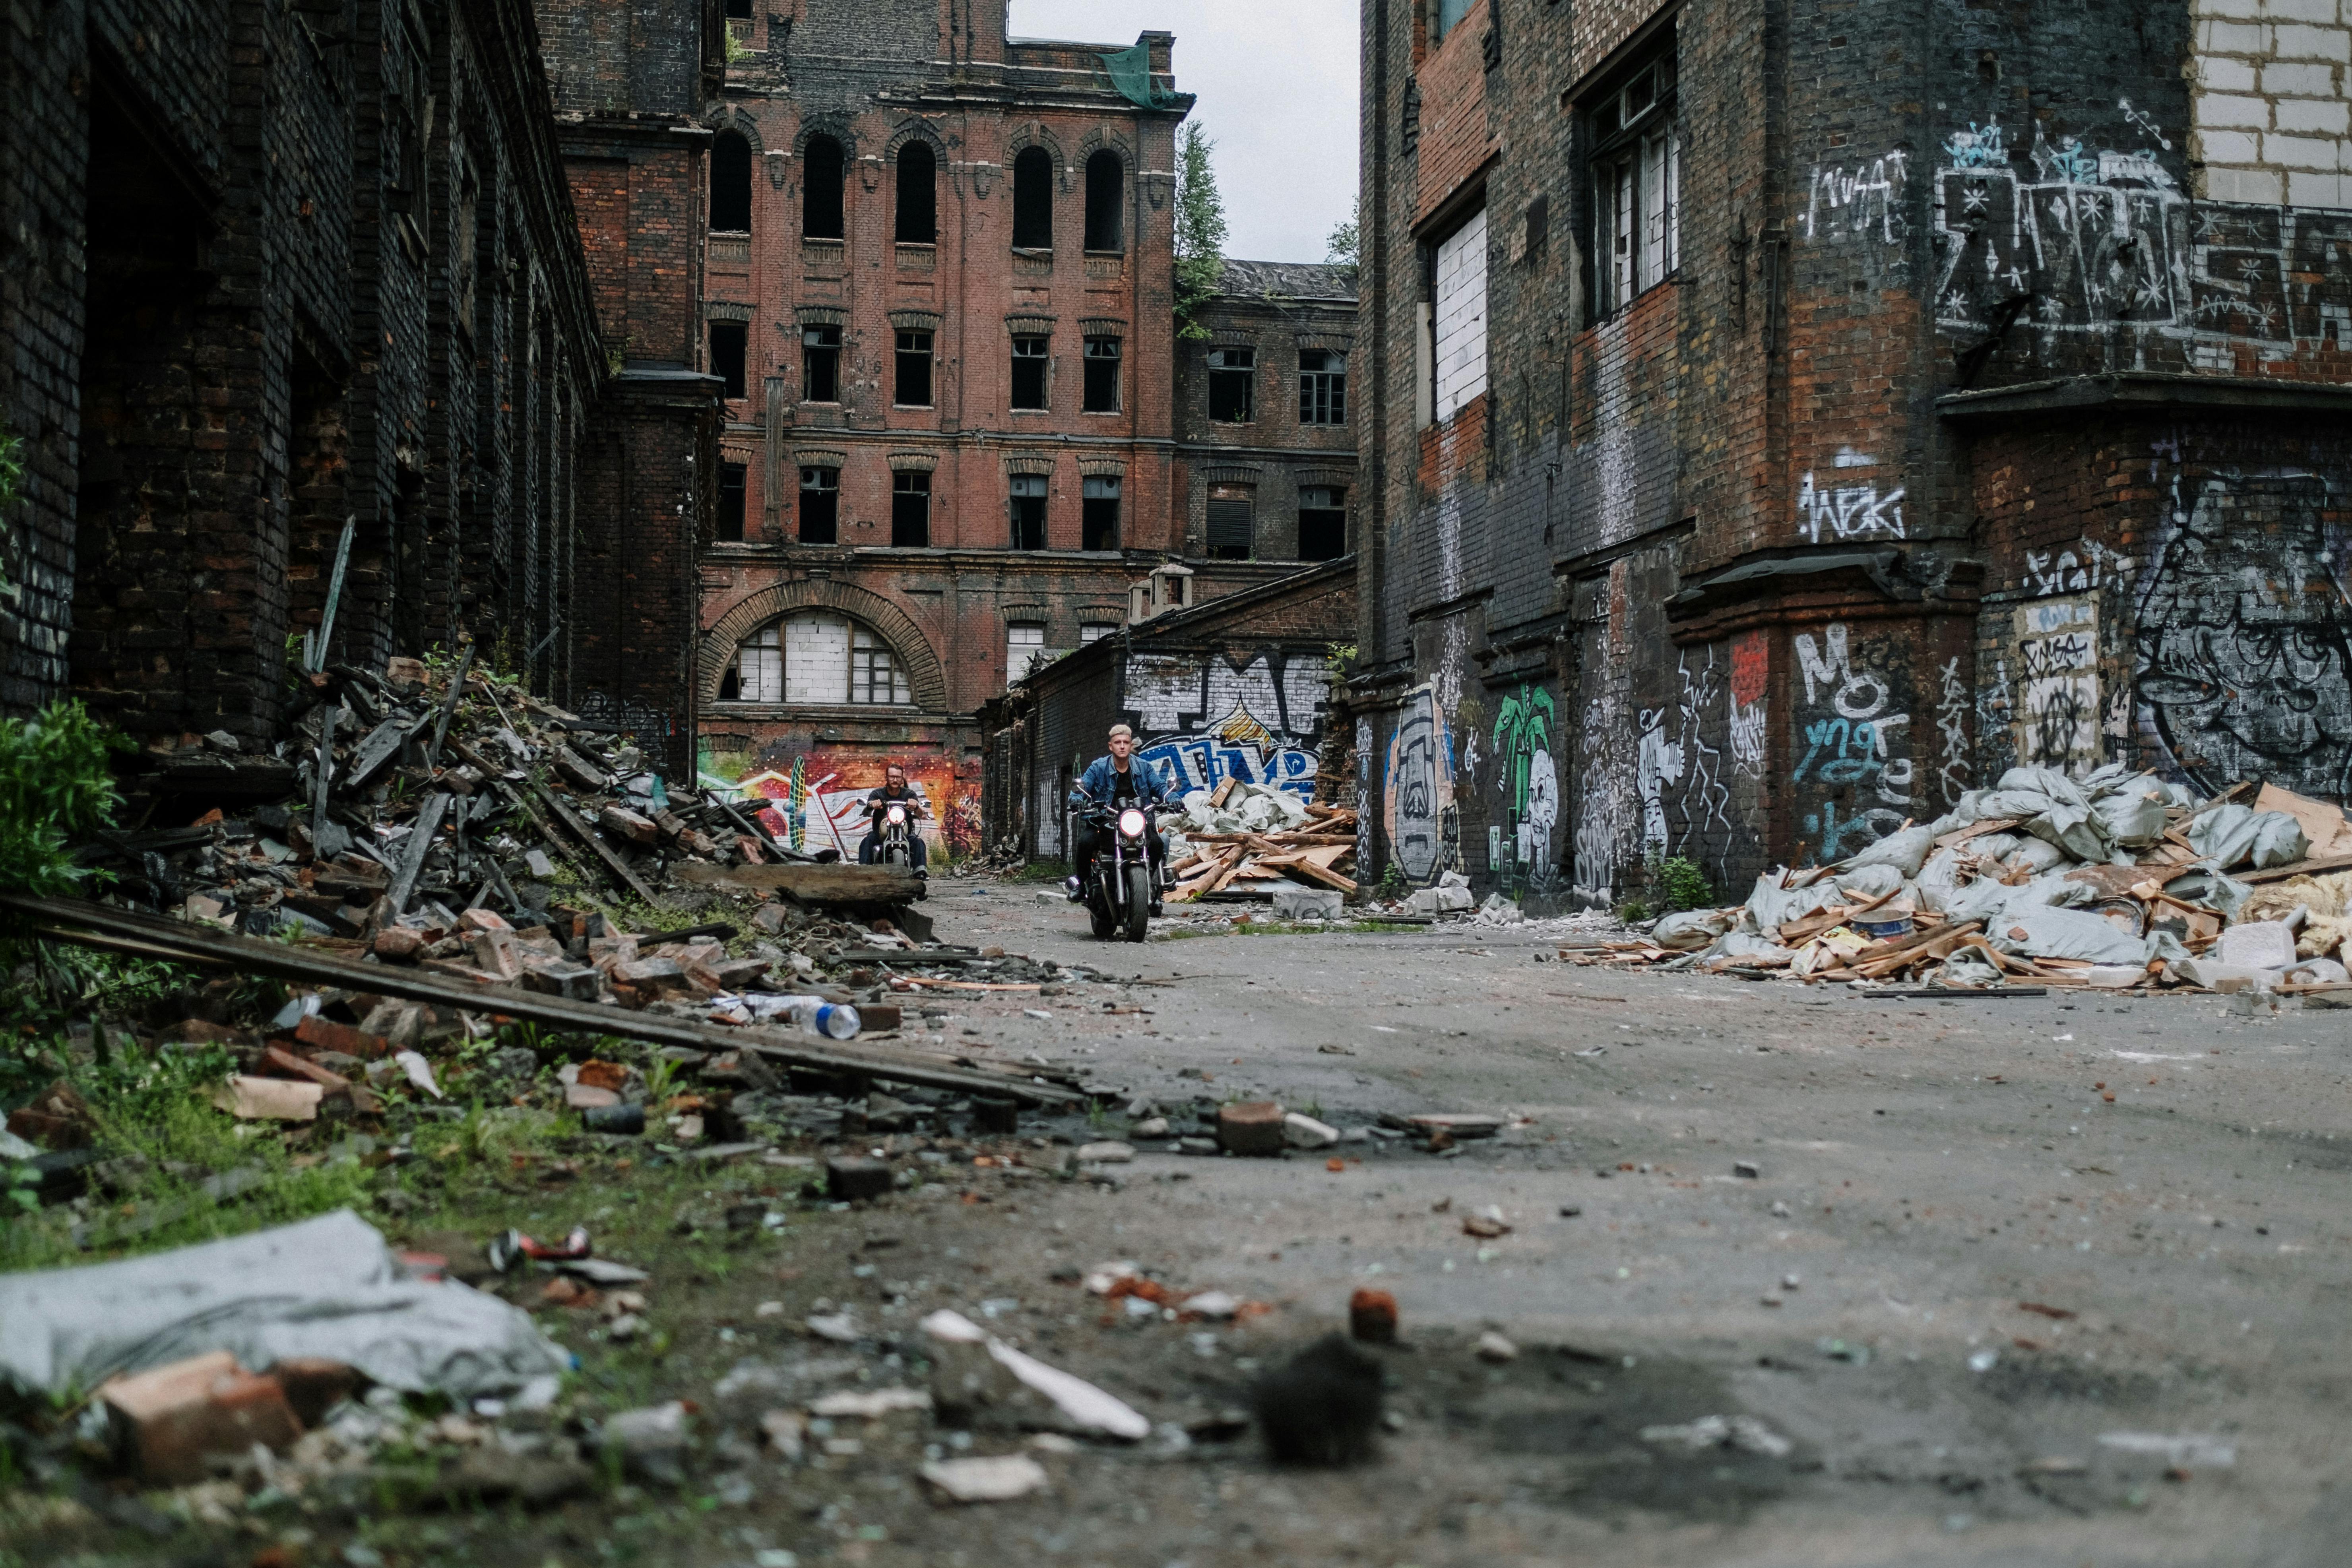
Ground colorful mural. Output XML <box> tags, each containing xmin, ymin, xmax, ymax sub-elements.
<box><xmin>728</xmin><ymin>752</ymin><xmax>979</xmax><ymax>861</ymax></box>
<box><xmin>1384</xmin><ymin>682</ymin><xmax>1457</xmax><ymax>884</ymax></box>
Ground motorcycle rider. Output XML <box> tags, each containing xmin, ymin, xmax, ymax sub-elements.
<box><xmin>857</xmin><ymin>763</ymin><xmax>929</xmax><ymax>876</ymax></box>
<box><xmin>1065</xmin><ymin>724</ymin><xmax>1176</xmax><ymax>913</ymax></box>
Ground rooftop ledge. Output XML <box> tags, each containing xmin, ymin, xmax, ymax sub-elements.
<box><xmin>1938</xmin><ymin>370</ymin><xmax>2352</xmax><ymax>422</ymax></box>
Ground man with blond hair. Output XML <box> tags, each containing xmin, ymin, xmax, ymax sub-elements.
<box><xmin>1065</xmin><ymin>723</ymin><xmax>1177</xmax><ymax>912</ymax></box>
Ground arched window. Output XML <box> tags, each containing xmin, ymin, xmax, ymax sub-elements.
<box><xmin>710</xmin><ymin>130</ymin><xmax>752</xmax><ymax>232</ymax></box>
<box><xmin>1012</xmin><ymin>146</ymin><xmax>1053</xmax><ymax>250</ymax></box>
<box><xmin>803</xmin><ymin>135</ymin><xmax>844</xmax><ymax>240</ymax></box>
<box><xmin>1083</xmin><ymin>150</ymin><xmax>1123</xmax><ymax>253</ymax></box>
<box><xmin>720</xmin><ymin>613</ymin><xmax>913</xmax><ymax>705</ymax></box>
<box><xmin>896</xmin><ymin>141</ymin><xmax>937</xmax><ymax>244</ymax></box>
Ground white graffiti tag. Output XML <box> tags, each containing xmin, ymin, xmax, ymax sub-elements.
<box><xmin>1797</xmin><ymin>472</ymin><xmax>1906</xmax><ymax>544</ymax></box>
<box><xmin>1805</xmin><ymin>151</ymin><xmax>1909</xmax><ymax>245</ymax></box>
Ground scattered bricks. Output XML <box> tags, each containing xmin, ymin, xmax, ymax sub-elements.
<box><xmin>1350</xmin><ymin>1288</ymin><xmax>1398</xmax><ymax>1343</ymax></box>
<box><xmin>701</xmin><ymin>957</ymin><xmax>774</xmax><ymax>992</ymax></box>
<box><xmin>599</xmin><ymin>806</ymin><xmax>659</xmax><ymax>845</ymax></box>
<box><xmin>554</xmin><ymin>747</ymin><xmax>607</xmax><ymax>791</ymax></box>
<box><xmin>169</xmin><ymin>1019</ymin><xmax>251</xmax><ymax>1047</ymax></box>
<box><xmin>566</xmin><ymin>1083</ymin><xmax>623</xmax><ymax>1110</ymax></box>
<box><xmin>384</xmin><ymin>657</ymin><xmax>430</xmax><ymax>689</ymax></box>
<box><xmin>736</xmin><ymin>836</ymin><xmax>767</xmax><ymax>864</ymax></box>
<box><xmin>1284</xmin><ymin>1112</ymin><xmax>1341</xmax><ymax>1149</ymax></box>
<box><xmin>100</xmin><ymin>1351</ymin><xmax>305</xmax><ymax>1485</ymax></box>
<box><xmin>1217</xmin><ymin>1101</ymin><xmax>1287</xmax><ymax>1156</ymax></box>
<box><xmin>374</xmin><ymin>927</ymin><xmax>429</xmax><ymax>962</ymax></box>
<box><xmin>457</xmin><ymin>908</ymin><xmax>513</xmax><ymax>934</ymax></box>
<box><xmin>970</xmin><ymin>1097</ymin><xmax>1020</xmax><ymax>1134</ymax></box>
<box><xmin>654</xmin><ymin>810</ymin><xmax>688</xmax><ymax>841</ymax></box>
<box><xmin>214</xmin><ymin>1076</ymin><xmax>325</xmax><ymax>1122</ymax></box>
<box><xmin>522</xmin><ymin>961</ymin><xmax>602</xmax><ymax>1001</ymax></box>
<box><xmin>611</xmin><ymin>957</ymin><xmax>688</xmax><ymax>994</ymax></box>
<box><xmin>827</xmin><ymin>1156</ymin><xmax>895</xmax><ymax>1202</ymax></box>
<box><xmin>259</xmin><ymin>1046</ymin><xmax>351</xmax><ymax>1093</ymax></box>
<box><xmin>266</xmin><ymin>1359</ymin><xmax>362</xmax><ymax>1427</ymax></box>
<box><xmin>858</xmin><ymin>1003</ymin><xmax>903</xmax><ymax>1031</ymax></box>
<box><xmin>588</xmin><ymin>933</ymin><xmax>642</xmax><ymax>971</ymax></box>
<box><xmin>524</xmin><ymin>849</ymin><xmax>557</xmax><ymax>880</ymax></box>
<box><xmin>750</xmin><ymin>903</ymin><xmax>789</xmax><ymax>934</ymax></box>
<box><xmin>467</xmin><ymin>928</ymin><xmax>525</xmax><ymax>981</ymax></box>
<box><xmin>575</xmin><ymin>1060</ymin><xmax>630</xmax><ymax>1092</ymax></box>
<box><xmin>5</xmin><ymin>1080</ymin><xmax>97</xmax><ymax>1150</ymax></box>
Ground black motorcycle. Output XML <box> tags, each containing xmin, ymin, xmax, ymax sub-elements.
<box><xmin>1080</xmin><ymin>802</ymin><xmax>1158</xmax><ymax>942</ymax></box>
<box><xmin>871</xmin><ymin>799</ymin><xmax>916</xmax><ymax>870</ymax></box>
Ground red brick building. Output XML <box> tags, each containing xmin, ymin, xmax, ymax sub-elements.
<box><xmin>692</xmin><ymin>4</ymin><xmax>1355</xmax><ymax>863</ymax></box>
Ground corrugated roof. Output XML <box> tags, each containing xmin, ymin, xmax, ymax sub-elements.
<box><xmin>1218</xmin><ymin>258</ymin><xmax>1359</xmax><ymax>302</ymax></box>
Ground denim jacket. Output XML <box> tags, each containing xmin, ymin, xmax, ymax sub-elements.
<box><xmin>1068</xmin><ymin>752</ymin><xmax>1178</xmax><ymax>813</ymax></box>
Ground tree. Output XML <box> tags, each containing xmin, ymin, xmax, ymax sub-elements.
<box><xmin>1325</xmin><ymin>194</ymin><xmax>1361</xmax><ymax>271</ymax></box>
<box><xmin>1173</xmin><ymin>122</ymin><xmax>1227</xmax><ymax>343</ymax></box>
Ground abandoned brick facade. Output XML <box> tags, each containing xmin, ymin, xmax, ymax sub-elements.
<box><xmin>694</xmin><ymin>3</ymin><xmax>1356</xmax><ymax>862</ymax></box>
<box><xmin>1356</xmin><ymin>0</ymin><xmax>2352</xmax><ymax>910</ymax></box>
<box><xmin>979</xmin><ymin>557</ymin><xmax>1357</xmax><ymax>864</ymax></box>
<box><xmin>0</xmin><ymin>0</ymin><xmax>617</xmax><ymax>757</ymax></box>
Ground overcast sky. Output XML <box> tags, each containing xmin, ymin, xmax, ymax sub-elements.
<box><xmin>1010</xmin><ymin>0</ymin><xmax>1359</xmax><ymax>264</ymax></box>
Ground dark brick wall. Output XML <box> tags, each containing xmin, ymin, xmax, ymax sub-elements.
<box><xmin>1357</xmin><ymin>0</ymin><xmax>2352</xmax><ymax>910</ymax></box>
<box><xmin>2</xmin><ymin>0</ymin><xmax>605</xmax><ymax>762</ymax></box>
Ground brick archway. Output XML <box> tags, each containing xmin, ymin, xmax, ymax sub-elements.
<box><xmin>701</xmin><ymin>581</ymin><xmax>948</xmax><ymax>711</ymax></box>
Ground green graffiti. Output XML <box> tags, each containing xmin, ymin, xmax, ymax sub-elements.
<box><xmin>1493</xmin><ymin>684</ymin><xmax>1555</xmax><ymax>825</ymax></box>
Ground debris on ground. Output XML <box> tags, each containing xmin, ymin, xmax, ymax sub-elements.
<box><xmin>1253</xmin><ymin>1332</ymin><xmax>1384</xmax><ymax>1467</ymax></box>
<box><xmin>1571</xmin><ymin>769</ymin><xmax>2352</xmax><ymax>993</ymax></box>
<box><xmin>1163</xmin><ymin>781</ymin><xmax>1358</xmax><ymax>904</ymax></box>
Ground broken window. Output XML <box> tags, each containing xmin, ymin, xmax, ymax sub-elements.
<box><xmin>1010</xmin><ymin>335</ymin><xmax>1050</xmax><ymax>410</ymax></box>
<box><xmin>717</xmin><ymin>462</ymin><xmax>747</xmax><ymax>542</ymax></box>
<box><xmin>711</xmin><ymin>131</ymin><xmax>752</xmax><ymax>232</ymax></box>
<box><xmin>895</xmin><ymin>329</ymin><xmax>933</xmax><ymax>407</ymax></box>
<box><xmin>852</xmin><ymin>626</ymin><xmax>911</xmax><ymax>705</ymax></box>
<box><xmin>724</xmin><ymin>614</ymin><xmax>911</xmax><ymax>705</ymax></box>
<box><xmin>798</xmin><ymin>465</ymin><xmax>838</xmax><ymax>543</ymax></box>
<box><xmin>1431</xmin><ymin>209</ymin><xmax>1488</xmax><ymax>420</ymax></box>
<box><xmin>1208</xmin><ymin>347</ymin><xmax>1255</xmax><ymax>423</ymax></box>
<box><xmin>1009</xmin><ymin>474</ymin><xmax>1047</xmax><ymax>550</ymax></box>
<box><xmin>1431</xmin><ymin>0</ymin><xmax>1476</xmax><ymax>41</ymax></box>
<box><xmin>802</xmin><ymin>325</ymin><xmax>840</xmax><ymax>403</ymax></box>
<box><xmin>1082</xmin><ymin>336</ymin><xmax>1121</xmax><ymax>413</ymax></box>
<box><xmin>1084</xmin><ymin>150</ymin><xmax>1123</xmax><ymax>252</ymax></box>
<box><xmin>803</xmin><ymin>135</ymin><xmax>845</xmax><ymax>240</ymax></box>
<box><xmin>1299</xmin><ymin>349</ymin><xmax>1348</xmax><ymax>425</ymax></box>
<box><xmin>896</xmin><ymin>141</ymin><xmax>937</xmax><ymax>244</ymax></box>
<box><xmin>1006</xmin><ymin>622</ymin><xmax>1047</xmax><ymax>683</ymax></box>
<box><xmin>1012</xmin><ymin>146</ymin><xmax>1053</xmax><ymax>250</ymax></box>
<box><xmin>710</xmin><ymin>320</ymin><xmax>747</xmax><ymax>399</ymax></box>
<box><xmin>1589</xmin><ymin>43</ymin><xmax>1678</xmax><ymax>317</ymax></box>
<box><xmin>1299</xmin><ymin>485</ymin><xmax>1348</xmax><ymax>560</ymax></box>
<box><xmin>1207</xmin><ymin>485</ymin><xmax>1255</xmax><ymax>560</ymax></box>
<box><xmin>1082</xmin><ymin>476</ymin><xmax>1121</xmax><ymax>551</ymax></box>
<box><xmin>892</xmin><ymin>470</ymin><xmax>931</xmax><ymax>547</ymax></box>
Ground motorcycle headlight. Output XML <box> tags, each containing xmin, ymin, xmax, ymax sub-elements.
<box><xmin>1118</xmin><ymin>808</ymin><xmax>1148</xmax><ymax>841</ymax></box>
<box><xmin>886</xmin><ymin>805</ymin><xmax>907</xmax><ymax>826</ymax></box>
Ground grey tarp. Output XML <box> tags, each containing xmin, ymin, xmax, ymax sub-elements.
<box><xmin>0</xmin><ymin>1209</ymin><xmax>570</xmax><ymax>1399</ymax></box>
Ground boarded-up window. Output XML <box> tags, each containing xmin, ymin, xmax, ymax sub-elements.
<box><xmin>1433</xmin><ymin>209</ymin><xmax>1488</xmax><ymax>419</ymax></box>
<box><xmin>1207</xmin><ymin>485</ymin><xmax>1254</xmax><ymax>560</ymax></box>
<box><xmin>782</xmin><ymin>613</ymin><xmax>851</xmax><ymax>703</ymax></box>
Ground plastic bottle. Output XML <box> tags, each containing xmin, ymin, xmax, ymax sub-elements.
<box><xmin>803</xmin><ymin>1002</ymin><xmax>860</xmax><ymax>1040</ymax></box>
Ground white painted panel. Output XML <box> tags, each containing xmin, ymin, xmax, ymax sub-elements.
<box><xmin>783</xmin><ymin>613</ymin><xmax>849</xmax><ymax>704</ymax></box>
<box><xmin>1433</xmin><ymin>208</ymin><xmax>1488</xmax><ymax>420</ymax></box>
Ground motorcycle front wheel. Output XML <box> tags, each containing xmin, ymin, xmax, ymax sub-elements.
<box><xmin>1123</xmin><ymin>862</ymin><xmax>1152</xmax><ymax>942</ymax></box>
<box><xmin>1087</xmin><ymin>873</ymin><xmax>1119</xmax><ymax>940</ymax></box>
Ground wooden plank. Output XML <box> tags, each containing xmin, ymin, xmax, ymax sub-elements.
<box><xmin>2238</xmin><ymin>852</ymin><xmax>2352</xmax><ymax>886</ymax></box>
<box><xmin>2</xmin><ymin>892</ymin><xmax>1075</xmax><ymax>1104</ymax></box>
<box><xmin>670</xmin><ymin>861</ymin><xmax>922</xmax><ymax>904</ymax></box>
<box><xmin>532</xmin><ymin>782</ymin><xmax>666</xmax><ymax>905</ymax></box>
<box><xmin>343</xmin><ymin>716</ymin><xmax>411</xmax><ymax>790</ymax></box>
<box><xmin>893</xmin><ymin>977</ymin><xmax>1045</xmax><ymax>992</ymax></box>
<box><xmin>1933</xmin><ymin>816</ymin><xmax>2024</xmax><ymax>849</ymax></box>
<box><xmin>1282</xmin><ymin>857</ymin><xmax>1359</xmax><ymax>895</ymax></box>
<box><xmin>385</xmin><ymin>792</ymin><xmax>450</xmax><ymax>914</ymax></box>
<box><xmin>1208</xmin><ymin>778</ymin><xmax>1238</xmax><ymax>809</ymax></box>
<box><xmin>423</xmin><ymin>640</ymin><xmax>477</xmax><ymax>772</ymax></box>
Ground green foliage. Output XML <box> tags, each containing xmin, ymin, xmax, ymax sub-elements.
<box><xmin>1325</xmin><ymin>194</ymin><xmax>1362</xmax><ymax>270</ymax></box>
<box><xmin>1654</xmin><ymin>855</ymin><xmax>1714</xmax><ymax>913</ymax></box>
<box><xmin>1615</xmin><ymin>897</ymin><xmax>1650</xmax><ymax>925</ymax></box>
<box><xmin>0</xmin><ymin>702</ymin><xmax>120</xmax><ymax>905</ymax></box>
<box><xmin>1378</xmin><ymin>862</ymin><xmax>1407</xmax><ymax>899</ymax></box>
<box><xmin>1173</xmin><ymin>123</ymin><xmax>1229</xmax><ymax>343</ymax></box>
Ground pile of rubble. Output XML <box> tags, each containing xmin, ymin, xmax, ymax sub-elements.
<box><xmin>1578</xmin><ymin>768</ymin><xmax>2352</xmax><ymax>994</ymax></box>
<box><xmin>1164</xmin><ymin>781</ymin><xmax>1358</xmax><ymax>904</ymax></box>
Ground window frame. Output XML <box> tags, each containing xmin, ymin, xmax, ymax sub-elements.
<box><xmin>1206</xmin><ymin>486</ymin><xmax>1255</xmax><ymax>561</ymax></box>
<box><xmin>1586</xmin><ymin>48</ymin><xmax>1680</xmax><ymax>320</ymax></box>
<box><xmin>1009</xmin><ymin>473</ymin><xmax>1047</xmax><ymax>550</ymax></box>
<box><xmin>801</xmin><ymin>324</ymin><xmax>842</xmax><ymax>404</ymax></box>
<box><xmin>890</xmin><ymin>469</ymin><xmax>931</xmax><ymax>548</ymax></box>
<box><xmin>1010</xmin><ymin>334</ymin><xmax>1050</xmax><ymax>411</ymax></box>
<box><xmin>1082</xmin><ymin>336</ymin><xmax>1122</xmax><ymax>413</ymax></box>
<box><xmin>1011</xmin><ymin>146</ymin><xmax>1054</xmax><ymax>251</ymax></box>
<box><xmin>1431</xmin><ymin>0</ymin><xmax>1477</xmax><ymax>43</ymax></box>
<box><xmin>1297</xmin><ymin>484</ymin><xmax>1348</xmax><ymax>560</ymax></box>
<box><xmin>1081</xmin><ymin>475</ymin><xmax>1121</xmax><ymax>552</ymax></box>
<box><xmin>716</xmin><ymin>461</ymin><xmax>748</xmax><ymax>543</ymax></box>
<box><xmin>1207</xmin><ymin>346</ymin><xmax>1256</xmax><ymax>423</ymax></box>
<box><xmin>802</xmin><ymin>135</ymin><xmax>845</xmax><ymax>240</ymax></box>
<box><xmin>1006</xmin><ymin>622</ymin><xmax>1048</xmax><ymax>684</ymax></box>
<box><xmin>894</xmin><ymin>328</ymin><xmax>934</xmax><ymax>408</ymax></box>
<box><xmin>1083</xmin><ymin>149</ymin><xmax>1125</xmax><ymax>254</ymax></box>
<box><xmin>895</xmin><ymin>141</ymin><xmax>937</xmax><ymax>244</ymax></box>
<box><xmin>797</xmin><ymin>465</ymin><xmax>839</xmax><ymax>544</ymax></box>
<box><xmin>710</xmin><ymin>130</ymin><xmax>752</xmax><ymax>233</ymax></box>
<box><xmin>719</xmin><ymin>614</ymin><xmax>915</xmax><ymax>707</ymax></box>
<box><xmin>1298</xmin><ymin>349</ymin><xmax>1348</xmax><ymax>426</ymax></box>
<box><xmin>709</xmin><ymin>320</ymin><xmax>747</xmax><ymax>400</ymax></box>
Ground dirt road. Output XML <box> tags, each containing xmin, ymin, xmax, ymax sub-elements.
<box><xmin>864</xmin><ymin>877</ymin><xmax>2352</xmax><ymax>1566</ymax></box>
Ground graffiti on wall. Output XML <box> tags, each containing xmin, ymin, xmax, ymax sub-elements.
<box><xmin>2015</xmin><ymin>597</ymin><xmax>2102</xmax><ymax>772</ymax></box>
<box><xmin>1489</xmin><ymin>683</ymin><xmax>1559</xmax><ymax>894</ymax></box>
<box><xmin>1384</xmin><ymin>684</ymin><xmax>1457</xmax><ymax>884</ymax></box>
<box><xmin>736</xmin><ymin>752</ymin><xmax>979</xmax><ymax>861</ymax></box>
<box><xmin>2135</xmin><ymin>471</ymin><xmax>2352</xmax><ymax>799</ymax></box>
<box><xmin>1797</xmin><ymin>469</ymin><xmax>1907</xmax><ymax>545</ymax></box>
<box><xmin>1792</xmin><ymin>623</ymin><xmax>1913</xmax><ymax>862</ymax></box>
<box><xmin>1804</xmin><ymin>150</ymin><xmax>1909</xmax><ymax>246</ymax></box>
<box><xmin>2025</xmin><ymin>538</ymin><xmax>2133</xmax><ymax>598</ymax></box>
<box><xmin>1935</xmin><ymin>655</ymin><xmax>1972</xmax><ymax>805</ymax></box>
<box><xmin>1728</xmin><ymin>630</ymin><xmax>1768</xmax><ymax>779</ymax></box>
<box><xmin>1671</xmin><ymin>649</ymin><xmax>1733</xmax><ymax>846</ymax></box>
<box><xmin>1933</xmin><ymin>112</ymin><xmax>2352</xmax><ymax>359</ymax></box>
<box><xmin>1123</xmin><ymin>650</ymin><xmax>1327</xmax><ymax>799</ymax></box>
<box><xmin>1355</xmin><ymin>715</ymin><xmax>1373</xmax><ymax>884</ymax></box>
